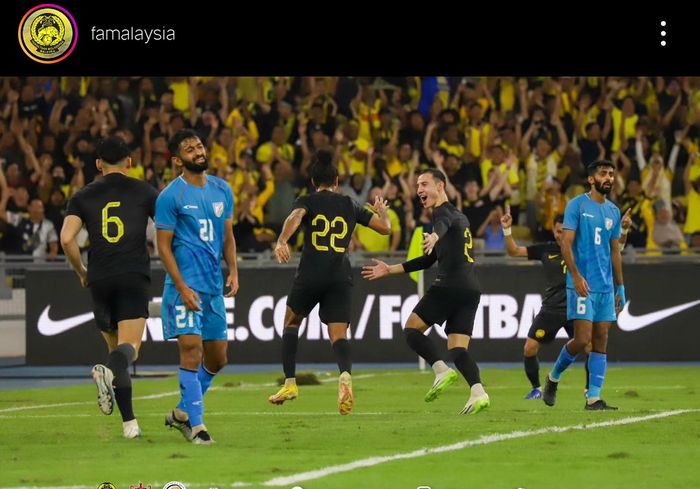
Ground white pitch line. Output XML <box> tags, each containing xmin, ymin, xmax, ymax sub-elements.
<box><xmin>0</xmin><ymin>389</ymin><xmax>185</xmax><ymax>413</ymax></box>
<box><xmin>0</xmin><ymin>401</ymin><xmax>88</xmax><ymax>413</ymax></box>
<box><xmin>2</xmin><ymin>410</ymin><xmax>697</xmax><ymax>489</ymax></box>
<box><xmin>258</xmin><ymin>408</ymin><xmax>700</xmax><ymax>487</ymax></box>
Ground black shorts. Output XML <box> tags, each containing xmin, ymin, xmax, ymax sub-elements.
<box><xmin>527</xmin><ymin>309</ymin><xmax>573</xmax><ymax>344</ymax></box>
<box><xmin>413</xmin><ymin>285</ymin><xmax>480</xmax><ymax>336</ymax></box>
<box><xmin>89</xmin><ymin>272</ymin><xmax>151</xmax><ymax>333</ymax></box>
<box><xmin>286</xmin><ymin>279</ymin><xmax>352</xmax><ymax>324</ymax></box>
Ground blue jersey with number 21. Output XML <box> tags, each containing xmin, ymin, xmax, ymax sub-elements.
<box><xmin>155</xmin><ymin>175</ymin><xmax>233</xmax><ymax>295</ymax></box>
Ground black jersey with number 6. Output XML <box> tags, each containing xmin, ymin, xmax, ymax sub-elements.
<box><xmin>292</xmin><ymin>190</ymin><xmax>373</xmax><ymax>283</ymax></box>
<box><xmin>66</xmin><ymin>173</ymin><xmax>158</xmax><ymax>284</ymax></box>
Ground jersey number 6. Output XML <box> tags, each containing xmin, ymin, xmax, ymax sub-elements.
<box><xmin>101</xmin><ymin>202</ymin><xmax>124</xmax><ymax>244</ymax></box>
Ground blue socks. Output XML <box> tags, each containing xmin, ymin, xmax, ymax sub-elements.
<box><xmin>177</xmin><ymin>364</ymin><xmax>216</xmax><ymax>412</ymax></box>
<box><xmin>178</xmin><ymin>368</ymin><xmax>203</xmax><ymax>427</ymax></box>
<box><xmin>587</xmin><ymin>352</ymin><xmax>607</xmax><ymax>400</ymax></box>
<box><xmin>550</xmin><ymin>344</ymin><xmax>577</xmax><ymax>381</ymax></box>
<box><xmin>197</xmin><ymin>364</ymin><xmax>216</xmax><ymax>396</ymax></box>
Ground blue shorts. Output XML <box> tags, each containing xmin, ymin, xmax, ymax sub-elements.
<box><xmin>162</xmin><ymin>284</ymin><xmax>227</xmax><ymax>340</ymax></box>
<box><xmin>566</xmin><ymin>288</ymin><xmax>616</xmax><ymax>323</ymax></box>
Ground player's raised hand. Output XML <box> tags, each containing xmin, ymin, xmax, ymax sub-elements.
<box><xmin>361</xmin><ymin>258</ymin><xmax>390</xmax><ymax>281</ymax></box>
<box><xmin>225</xmin><ymin>272</ymin><xmax>239</xmax><ymax>297</ymax></box>
<box><xmin>422</xmin><ymin>232</ymin><xmax>439</xmax><ymax>255</ymax></box>
<box><xmin>179</xmin><ymin>285</ymin><xmax>203</xmax><ymax>312</ymax></box>
<box><xmin>501</xmin><ymin>202</ymin><xmax>513</xmax><ymax>228</ymax></box>
<box><xmin>274</xmin><ymin>241</ymin><xmax>291</xmax><ymax>264</ymax></box>
<box><xmin>370</xmin><ymin>194</ymin><xmax>389</xmax><ymax>215</ymax></box>
<box><xmin>573</xmin><ymin>273</ymin><xmax>590</xmax><ymax>298</ymax></box>
<box><xmin>621</xmin><ymin>208</ymin><xmax>632</xmax><ymax>231</ymax></box>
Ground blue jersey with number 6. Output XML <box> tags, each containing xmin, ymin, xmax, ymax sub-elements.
<box><xmin>563</xmin><ymin>193</ymin><xmax>621</xmax><ymax>294</ymax></box>
<box><xmin>155</xmin><ymin>175</ymin><xmax>233</xmax><ymax>295</ymax></box>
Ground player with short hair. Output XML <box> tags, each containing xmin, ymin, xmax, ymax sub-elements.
<box><xmin>362</xmin><ymin>169</ymin><xmax>489</xmax><ymax>415</ymax></box>
<box><xmin>61</xmin><ymin>136</ymin><xmax>158</xmax><ymax>438</ymax></box>
<box><xmin>268</xmin><ymin>150</ymin><xmax>391</xmax><ymax>415</ymax></box>
<box><xmin>156</xmin><ymin>129</ymin><xmax>239</xmax><ymax>443</ymax></box>
<box><xmin>502</xmin><ymin>211</ymin><xmax>579</xmax><ymax>399</ymax></box>
<box><xmin>502</xmin><ymin>206</ymin><xmax>631</xmax><ymax>400</ymax></box>
<box><xmin>543</xmin><ymin>160</ymin><xmax>626</xmax><ymax>410</ymax></box>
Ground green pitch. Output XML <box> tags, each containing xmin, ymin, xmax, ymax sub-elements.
<box><xmin>1</xmin><ymin>366</ymin><xmax>699</xmax><ymax>489</ymax></box>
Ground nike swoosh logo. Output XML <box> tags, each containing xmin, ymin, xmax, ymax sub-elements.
<box><xmin>617</xmin><ymin>299</ymin><xmax>700</xmax><ymax>332</ymax></box>
<box><xmin>37</xmin><ymin>306</ymin><xmax>95</xmax><ymax>336</ymax></box>
<box><xmin>183</xmin><ymin>205</ymin><xmax>198</xmax><ymax>209</ymax></box>
<box><xmin>548</xmin><ymin>254</ymin><xmax>559</xmax><ymax>259</ymax></box>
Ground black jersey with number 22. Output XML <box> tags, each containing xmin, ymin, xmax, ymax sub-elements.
<box><xmin>292</xmin><ymin>190</ymin><xmax>373</xmax><ymax>283</ymax></box>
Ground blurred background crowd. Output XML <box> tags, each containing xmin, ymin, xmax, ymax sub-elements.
<box><xmin>0</xmin><ymin>76</ymin><xmax>698</xmax><ymax>260</ymax></box>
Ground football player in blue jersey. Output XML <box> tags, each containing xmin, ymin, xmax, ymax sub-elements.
<box><xmin>543</xmin><ymin>160</ymin><xmax>625</xmax><ymax>410</ymax></box>
<box><xmin>156</xmin><ymin>129</ymin><xmax>239</xmax><ymax>443</ymax></box>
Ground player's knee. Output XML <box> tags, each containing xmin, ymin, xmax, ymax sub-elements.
<box><xmin>180</xmin><ymin>344</ymin><xmax>203</xmax><ymax>365</ymax></box>
<box><xmin>207</xmin><ymin>357</ymin><xmax>227</xmax><ymax>373</ymax></box>
<box><xmin>524</xmin><ymin>341</ymin><xmax>539</xmax><ymax>357</ymax></box>
<box><xmin>404</xmin><ymin>313</ymin><xmax>425</xmax><ymax>331</ymax></box>
<box><xmin>569</xmin><ymin>337</ymin><xmax>589</xmax><ymax>353</ymax></box>
<box><xmin>574</xmin><ymin>329</ymin><xmax>592</xmax><ymax>346</ymax></box>
<box><xmin>592</xmin><ymin>328</ymin><xmax>608</xmax><ymax>343</ymax></box>
<box><xmin>284</xmin><ymin>308</ymin><xmax>304</xmax><ymax>328</ymax></box>
<box><xmin>403</xmin><ymin>327</ymin><xmax>423</xmax><ymax>346</ymax></box>
<box><xmin>127</xmin><ymin>341</ymin><xmax>141</xmax><ymax>361</ymax></box>
<box><xmin>329</xmin><ymin>332</ymin><xmax>346</xmax><ymax>344</ymax></box>
<box><xmin>591</xmin><ymin>332</ymin><xmax>608</xmax><ymax>353</ymax></box>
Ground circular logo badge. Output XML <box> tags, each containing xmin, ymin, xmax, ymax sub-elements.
<box><xmin>97</xmin><ymin>483</ymin><xmax>116</xmax><ymax>489</ymax></box>
<box><xmin>535</xmin><ymin>329</ymin><xmax>545</xmax><ymax>339</ymax></box>
<box><xmin>163</xmin><ymin>482</ymin><xmax>186</xmax><ymax>489</ymax></box>
<box><xmin>18</xmin><ymin>4</ymin><xmax>77</xmax><ymax>64</ymax></box>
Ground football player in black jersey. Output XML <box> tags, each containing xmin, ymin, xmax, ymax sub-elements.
<box><xmin>363</xmin><ymin>169</ymin><xmax>490</xmax><ymax>415</ymax></box>
<box><xmin>268</xmin><ymin>150</ymin><xmax>391</xmax><ymax>415</ymax></box>
<box><xmin>60</xmin><ymin>136</ymin><xmax>158</xmax><ymax>438</ymax></box>
<box><xmin>502</xmin><ymin>205</ymin><xmax>631</xmax><ymax>400</ymax></box>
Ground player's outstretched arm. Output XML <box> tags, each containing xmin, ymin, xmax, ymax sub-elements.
<box><xmin>274</xmin><ymin>207</ymin><xmax>306</xmax><ymax>264</ymax></box>
<box><xmin>223</xmin><ymin>218</ymin><xmax>239</xmax><ymax>297</ymax></box>
<box><xmin>157</xmin><ymin>229</ymin><xmax>202</xmax><ymax>311</ymax></box>
<box><xmin>361</xmin><ymin>258</ymin><xmax>404</xmax><ymax>281</ymax></box>
<box><xmin>501</xmin><ymin>202</ymin><xmax>527</xmax><ymax>257</ymax></box>
<box><xmin>362</xmin><ymin>247</ymin><xmax>439</xmax><ymax>280</ymax></box>
<box><xmin>59</xmin><ymin>215</ymin><xmax>88</xmax><ymax>287</ymax></box>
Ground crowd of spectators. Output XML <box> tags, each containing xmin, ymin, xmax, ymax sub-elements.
<box><xmin>1</xmin><ymin>76</ymin><xmax>698</xmax><ymax>260</ymax></box>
